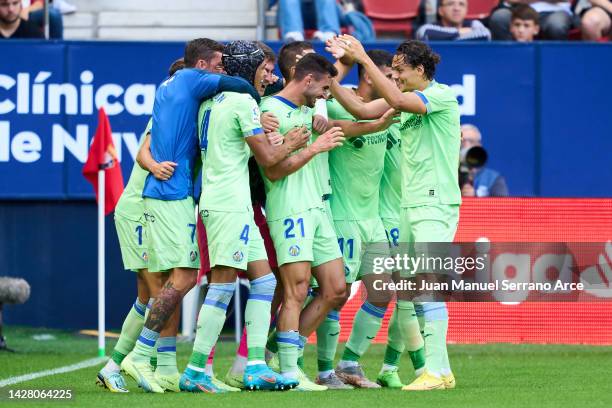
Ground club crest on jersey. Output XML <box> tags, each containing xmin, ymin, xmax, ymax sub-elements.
<box><xmin>201</xmin><ymin>210</ymin><xmax>209</xmax><ymax>217</ymax></box>
<box><xmin>233</xmin><ymin>251</ymin><xmax>244</xmax><ymax>262</ymax></box>
<box><xmin>252</xmin><ymin>106</ymin><xmax>261</xmax><ymax>123</ymax></box>
<box><xmin>190</xmin><ymin>251</ymin><xmax>197</xmax><ymax>261</ymax></box>
<box><xmin>142</xmin><ymin>252</ymin><xmax>148</xmax><ymax>261</ymax></box>
<box><xmin>289</xmin><ymin>245</ymin><xmax>301</xmax><ymax>257</ymax></box>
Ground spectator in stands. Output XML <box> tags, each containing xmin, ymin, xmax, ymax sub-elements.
<box><xmin>21</xmin><ymin>0</ymin><xmax>63</xmax><ymax>39</ymax></box>
<box><xmin>580</xmin><ymin>0</ymin><xmax>612</xmax><ymax>40</ymax></box>
<box><xmin>0</xmin><ymin>0</ymin><xmax>43</xmax><ymax>39</ymax></box>
<box><xmin>510</xmin><ymin>4</ymin><xmax>540</xmax><ymax>41</ymax></box>
<box><xmin>416</xmin><ymin>0</ymin><xmax>492</xmax><ymax>41</ymax></box>
<box><xmin>274</xmin><ymin>0</ymin><xmax>341</xmax><ymax>42</ymax></box>
<box><xmin>460</xmin><ymin>124</ymin><xmax>509</xmax><ymax>197</ymax></box>
<box><xmin>489</xmin><ymin>1</ymin><xmax>573</xmax><ymax>40</ymax></box>
<box><xmin>52</xmin><ymin>0</ymin><xmax>76</xmax><ymax>15</ymax></box>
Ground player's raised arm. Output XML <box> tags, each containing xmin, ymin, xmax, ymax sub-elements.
<box><xmin>330</xmin><ymin>108</ymin><xmax>398</xmax><ymax>138</ymax></box>
<box><xmin>330</xmin><ymin>80</ymin><xmax>391</xmax><ymax>120</ymax></box>
<box><xmin>135</xmin><ymin>132</ymin><xmax>177</xmax><ymax>181</ymax></box>
<box><xmin>263</xmin><ymin>127</ymin><xmax>345</xmax><ymax>181</ymax></box>
<box><xmin>337</xmin><ymin>35</ymin><xmax>427</xmax><ymax>115</ymax></box>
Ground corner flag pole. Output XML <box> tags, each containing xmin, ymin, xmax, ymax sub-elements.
<box><xmin>97</xmin><ymin>168</ymin><xmax>106</xmax><ymax>357</ymax></box>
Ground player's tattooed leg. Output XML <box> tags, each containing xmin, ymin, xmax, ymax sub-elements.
<box><xmin>145</xmin><ymin>281</ymin><xmax>182</xmax><ymax>332</ymax></box>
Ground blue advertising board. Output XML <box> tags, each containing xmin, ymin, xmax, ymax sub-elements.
<box><xmin>3</xmin><ymin>41</ymin><xmax>610</xmax><ymax>198</ymax></box>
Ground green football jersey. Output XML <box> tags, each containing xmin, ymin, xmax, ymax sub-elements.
<box><xmin>197</xmin><ymin>92</ymin><xmax>263</xmax><ymax>212</ymax></box>
<box><xmin>379</xmin><ymin>123</ymin><xmax>402</xmax><ymax>219</ymax></box>
<box><xmin>314</xmin><ymin>148</ymin><xmax>331</xmax><ymax>197</ymax></box>
<box><xmin>399</xmin><ymin>81</ymin><xmax>461</xmax><ymax>207</ymax></box>
<box><xmin>327</xmin><ymin>97</ymin><xmax>387</xmax><ymax>220</ymax></box>
<box><xmin>259</xmin><ymin>95</ymin><xmax>322</xmax><ymax>221</ymax></box>
<box><xmin>115</xmin><ymin>119</ymin><xmax>152</xmax><ymax>221</ymax></box>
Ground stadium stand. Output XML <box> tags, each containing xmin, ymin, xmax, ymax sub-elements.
<box><xmin>62</xmin><ymin>0</ymin><xmax>264</xmax><ymax>40</ymax></box>
<box><xmin>361</xmin><ymin>0</ymin><xmax>419</xmax><ymax>37</ymax></box>
<box><xmin>465</xmin><ymin>0</ymin><xmax>499</xmax><ymax>20</ymax></box>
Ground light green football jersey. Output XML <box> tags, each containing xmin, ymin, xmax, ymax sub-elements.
<box><xmin>314</xmin><ymin>148</ymin><xmax>331</xmax><ymax>197</ymax></box>
<box><xmin>259</xmin><ymin>95</ymin><xmax>322</xmax><ymax>221</ymax></box>
<box><xmin>115</xmin><ymin>119</ymin><xmax>152</xmax><ymax>221</ymax></box>
<box><xmin>327</xmin><ymin>97</ymin><xmax>387</xmax><ymax>220</ymax></box>
<box><xmin>379</xmin><ymin>123</ymin><xmax>402</xmax><ymax>219</ymax></box>
<box><xmin>197</xmin><ymin>92</ymin><xmax>263</xmax><ymax>212</ymax></box>
<box><xmin>399</xmin><ymin>81</ymin><xmax>461</xmax><ymax>207</ymax></box>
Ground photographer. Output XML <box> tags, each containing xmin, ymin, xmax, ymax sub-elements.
<box><xmin>460</xmin><ymin>124</ymin><xmax>509</xmax><ymax>197</ymax></box>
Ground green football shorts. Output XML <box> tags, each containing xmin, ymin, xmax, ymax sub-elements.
<box><xmin>143</xmin><ymin>197</ymin><xmax>199</xmax><ymax>272</ymax></box>
<box><xmin>399</xmin><ymin>204</ymin><xmax>460</xmax><ymax>277</ymax></box>
<box><xmin>268</xmin><ymin>207</ymin><xmax>341</xmax><ymax>267</ymax></box>
<box><xmin>115</xmin><ymin>214</ymin><xmax>147</xmax><ymax>272</ymax></box>
<box><xmin>201</xmin><ymin>209</ymin><xmax>267</xmax><ymax>271</ymax></box>
<box><xmin>333</xmin><ymin>217</ymin><xmax>391</xmax><ymax>283</ymax></box>
<box><xmin>381</xmin><ymin>217</ymin><xmax>401</xmax><ymax>249</ymax></box>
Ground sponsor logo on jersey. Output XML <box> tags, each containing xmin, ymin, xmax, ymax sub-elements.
<box><xmin>233</xmin><ymin>251</ymin><xmax>244</xmax><ymax>262</ymax></box>
<box><xmin>289</xmin><ymin>245</ymin><xmax>300</xmax><ymax>257</ymax></box>
<box><xmin>400</xmin><ymin>115</ymin><xmax>423</xmax><ymax>130</ymax></box>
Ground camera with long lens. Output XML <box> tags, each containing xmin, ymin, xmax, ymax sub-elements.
<box><xmin>459</xmin><ymin>145</ymin><xmax>488</xmax><ymax>188</ymax></box>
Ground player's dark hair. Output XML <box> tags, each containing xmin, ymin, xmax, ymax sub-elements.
<box><xmin>511</xmin><ymin>4</ymin><xmax>539</xmax><ymax>24</ymax></box>
<box><xmin>184</xmin><ymin>38</ymin><xmax>224</xmax><ymax>68</ymax></box>
<box><xmin>278</xmin><ymin>41</ymin><xmax>314</xmax><ymax>80</ymax></box>
<box><xmin>293</xmin><ymin>53</ymin><xmax>338</xmax><ymax>82</ymax></box>
<box><xmin>256</xmin><ymin>41</ymin><xmax>276</xmax><ymax>62</ymax></box>
<box><xmin>358</xmin><ymin>49</ymin><xmax>393</xmax><ymax>79</ymax></box>
<box><xmin>396</xmin><ymin>40</ymin><xmax>440</xmax><ymax>81</ymax></box>
<box><xmin>168</xmin><ymin>58</ymin><xmax>185</xmax><ymax>76</ymax></box>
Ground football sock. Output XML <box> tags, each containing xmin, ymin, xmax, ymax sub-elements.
<box><xmin>132</xmin><ymin>327</ymin><xmax>160</xmax><ymax>362</ymax></box>
<box><xmin>156</xmin><ymin>336</ymin><xmax>178</xmax><ymax>376</ymax></box>
<box><xmin>341</xmin><ymin>302</ymin><xmax>386</xmax><ymax>363</ymax></box>
<box><xmin>245</xmin><ymin>274</ymin><xmax>276</xmax><ymax>365</ymax></box>
<box><xmin>317</xmin><ymin>310</ymin><xmax>340</xmax><ymax>375</ymax></box>
<box><xmin>187</xmin><ymin>282</ymin><xmax>235</xmax><ymax>372</ymax></box>
<box><xmin>381</xmin><ymin>304</ymin><xmax>404</xmax><ymax>372</ymax></box>
<box><xmin>396</xmin><ymin>300</ymin><xmax>425</xmax><ymax>373</ymax></box>
<box><xmin>297</xmin><ymin>335</ymin><xmax>308</xmax><ymax>370</ymax></box>
<box><xmin>277</xmin><ymin>331</ymin><xmax>300</xmax><ymax>378</ymax></box>
<box><xmin>111</xmin><ymin>298</ymin><xmax>146</xmax><ymax>366</ymax></box>
<box><xmin>420</xmin><ymin>302</ymin><xmax>449</xmax><ymax>378</ymax></box>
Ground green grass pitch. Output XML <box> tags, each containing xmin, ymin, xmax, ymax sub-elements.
<box><xmin>1</xmin><ymin>326</ymin><xmax>611</xmax><ymax>407</ymax></box>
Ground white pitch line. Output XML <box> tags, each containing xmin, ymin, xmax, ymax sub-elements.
<box><xmin>0</xmin><ymin>357</ymin><xmax>106</xmax><ymax>388</ymax></box>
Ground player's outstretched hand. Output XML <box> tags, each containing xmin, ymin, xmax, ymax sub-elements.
<box><xmin>312</xmin><ymin>114</ymin><xmax>329</xmax><ymax>134</ymax></box>
<box><xmin>375</xmin><ymin>108</ymin><xmax>400</xmax><ymax>130</ymax></box>
<box><xmin>336</xmin><ymin>34</ymin><xmax>367</xmax><ymax>63</ymax></box>
<box><xmin>313</xmin><ymin>127</ymin><xmax>345</xmax><ymax>153</ymax></box>
<box><xmin>284</xmin><ymin>126</ymin><xmax>311</xmax><ymax>152</ymax></box>
<box><xmin>261</xmin><ymin>112</ymin><xmax>280</xmax><ymax>133</ymax></box>
<box><xmin>267</xmin><ymin>131</ymin><xmax>284</xmax><ymax>146</ymax></box>
<box><xmin>151</xmin><ymin>161</ymin><xmax>177</xmax><ymax>181</ymax></box>
<box><xmin>325</xmin><ymin>36</ymin><xmax>346</xmax><ymax>60</ymax></box>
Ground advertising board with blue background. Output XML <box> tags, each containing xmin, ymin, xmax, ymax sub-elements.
<box><xmin>1</xmin><ymin>41</ymin><xmax>610</xmax><ymax>329</ymax></box>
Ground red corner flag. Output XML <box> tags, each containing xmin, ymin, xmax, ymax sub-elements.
<box><xmin>82</xmin><ymin>108</ymin><xmax>124</xmax><ymax>215</ymax></box>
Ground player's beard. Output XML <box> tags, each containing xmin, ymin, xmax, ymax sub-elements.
<box><xmin>304</xmin><ymin>94</ymin><xmax>317</xmax><ymax>108</ymax></box>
